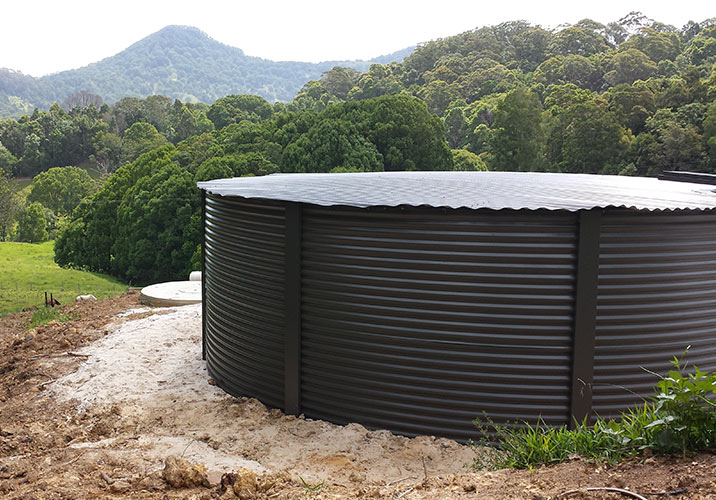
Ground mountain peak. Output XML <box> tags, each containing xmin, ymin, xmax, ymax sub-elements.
<box><xmin>129</xmin><ymin>24</ymin><xmax>245</xmax><ymax>55</ymax></box>
<box><xmin>0</xmin><ymin>24</ymin><xmax>412</xmax><ymax>116</ymax></box>
<box><xmin>157</xmin><ymin>24</ymin><xmax>205</xmax><ymax>34</ymax></box>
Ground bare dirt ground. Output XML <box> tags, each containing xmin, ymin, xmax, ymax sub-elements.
<box><xmin>0</xmin><ymin>292</ymin><xmax>714</xmax><ymax>499</ymax></box>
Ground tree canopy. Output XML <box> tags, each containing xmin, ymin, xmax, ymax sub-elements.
<box><xmin>3</xmin><ymin>13</ymin><xmax>715</xmax><ymax>284</ymax></box>
<box><xmin>27</xmin><ymin>166</ymin><xmax>95</xmax><ymax>215</ymax></box>
<box><xmin>54</xmin><ymin>94</ymin><xmax>455</xmax><ymax>283</ymax></box>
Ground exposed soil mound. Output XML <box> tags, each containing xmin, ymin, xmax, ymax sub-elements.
<box><xmin>1</xmin><ymin>292</ymin><xmax>714</xmax><ymax>498</ymax></box>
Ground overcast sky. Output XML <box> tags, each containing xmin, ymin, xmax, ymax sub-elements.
<box><xmin>2</xmin><ymin>1</ymin><xmax>714</xmax><ymax>77</ymax></box>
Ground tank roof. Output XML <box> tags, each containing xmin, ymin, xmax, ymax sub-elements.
<box><xmin>197</xmin><ymin>171</ymin><xmax>716</xmax><ymax>212</ymax></box>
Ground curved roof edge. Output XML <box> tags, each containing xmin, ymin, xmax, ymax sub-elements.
<box><xmin>197</xmin><ymin>171</ymin><xmax>716</xmax><ymax>212</ymax></box>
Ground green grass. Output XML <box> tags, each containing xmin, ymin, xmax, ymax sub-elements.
<box><xmin>29</xmin><ymin>307</ymin><xmax>76</xmax><ymax>328</ymax></box>
<box><xmin>0</xmin><ymin>240</ymin><xmax>128</xmax><ymax>316</ymax></box>
<box><xmin>471</xmin><ymin>353</ymin><xmax>716</xmax><ymax>470</ymax></box>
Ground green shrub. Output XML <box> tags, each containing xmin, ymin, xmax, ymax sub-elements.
<box><xmin>646</xmin><ymin>357</ymin><xmax>716</xmax><ymax>453</ymax></box>
<box><xmin>16</xmin><ymin>202</ymin><xmax>49</xmax><ymax>242</ymax></box>
<box><xmin>471</xmin><ymin>354</ymin><xmax>716</xmax><ymax>470</ymax></box>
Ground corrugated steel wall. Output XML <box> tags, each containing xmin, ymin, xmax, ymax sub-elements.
<box><xmin>592</xmin><ymin>211</ymin><xmax>716</xmax><ymax>418</ymax></box>
<box><xmin>300</xmin><ymin>207</ymin><xmax>577</xmax><ymax>440</ymax></box>
<box><xmin>201</xmin><ymin>195</ymin><xmax>716</xmax><ymax>440</ymax></box>
<box><xmin>203</xmin><ymin>194</ymin><xmax>286</xmax><ymax>408</ymax></box>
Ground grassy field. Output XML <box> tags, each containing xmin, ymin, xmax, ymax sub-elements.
<box><xmin>0</xmin><ymin>241</ymin><xmax>128</xmax><ymax>316</ymax></box>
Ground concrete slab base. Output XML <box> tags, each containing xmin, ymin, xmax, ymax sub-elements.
<box><xmin>139</xmin><ymin>281</ymin><xmax>202</xmax><ymax>307</ymax></box>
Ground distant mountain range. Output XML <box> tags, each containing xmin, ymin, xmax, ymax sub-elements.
<box><xmin>0</xmin><ymin>25</ymin><xmax>414</xmax><ymax>118</ymax></box>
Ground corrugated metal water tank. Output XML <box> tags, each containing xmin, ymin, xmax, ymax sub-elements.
<box><xmin>198</xmin><ymin>172</ymin><xmax>716</xmax><ymax>441</ymax></box>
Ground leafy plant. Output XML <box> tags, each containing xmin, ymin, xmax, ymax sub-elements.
<box><xmin>471</xmin><ymin>354</ymin><xmax>716</xmax><ymax>470</ymax></box>
<box><xmin>29</xmin><ymin>307</ymin><xmax>74</xmax><ymax>328</ymax></box>
<box><xmin>299</xmin><ymin>475</ymin><xmax>325</xmax><ymax>492</ymax></box>
<box><xmin>646</xmin><ymin>355</ymin><xmax>716</xmax><ymax>454</ymax></box>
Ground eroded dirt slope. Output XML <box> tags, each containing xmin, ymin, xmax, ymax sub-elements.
<box><xmin>1</xmin><ymin>293</ymin><xmax>714</xmax><ymax>499</ymax></box>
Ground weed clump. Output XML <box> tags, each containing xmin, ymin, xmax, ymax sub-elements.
<box><xmin>29</xmin><ymin>307</ymin><xmax>74</xmax><ymax>328</ymax></box>
<box><xmin>471</xmin><ymin>354</ymin><xmax>716</xmax><ymax>470</ymax></box>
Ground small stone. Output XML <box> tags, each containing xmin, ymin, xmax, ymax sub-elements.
<box><xmin>136</xmin><ymin>473</ymin><xmax>166</xmax><ymax>492</ymax></box>
<box><xmin>207</xmin><ymin>378</ymin><xmax>217</xmax><ymax>386</ymax></box>
<box><xmin>206</xmin><ymin>470</ymin><xmax>223</xmax><ymax>487</ymax></box>
<box><xmin>24</xmin><ymin>333</ymin><xmax>35</xmax><ymax>343</ymax></box>
<box><xmin>232</xmin><ymin>468</ymin><xmax>257</xmax><ymax>499</ymax></box>
<box><xmin>109</xmin><ymin>480</ymin><xmax>131</xmax><ymax>493</ymax></box>
<box><xmin>349</xmin><ymin>471</ymin><xmax>366</xmax><ymax>482</ymax></box>
<box><xmin>162</xmin><ymin>455</ymin><xmax>208</xmax><ymax>488</ymax></box>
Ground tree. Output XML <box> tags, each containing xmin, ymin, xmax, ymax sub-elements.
<box><xmin>90</xmin><ymin>130</ymin><xmax>123</xmax><ymax>175</ymax></box>
<box><xmin>62</xmin><ymin>91</ymin><xmax>104</xmax><ymax>111</ymax></box>
<box><xmin>512</xmin><ymin>27</ymin><xmax>552</xmax><ymax>72</ymax></box>
<box><xmin>281</xmin><ymin>118</ymin><xmax>383</xmax><ymax>173</ymax></box>
<box><xmin>549</xmin><ymin>23</ymin><xmax>610</xmax><ymax>57</ymax></box>
<box><xmin>0</xmin><ymin>143</ymin><xmax>17</xmax><ymax>174</ymax></box>
<box><xmin>607</xmin><ymin>83</ymin><xmax>656</xmax><ymax>134</ymax></box>
<box><xmin>16</xmin><ymin>133</ymin><xmax>47</xmax><ymax>177</ymax></box>
<box><xmin>55</xmin><ymin>146</ymin><xmax>180</xmax><ymax>278</ymax></box>
<box><xmin>490</xmin><ymin>88</ymin><xmax>544</xmax><ymax>171</ymax></box>
<box><xmin>636</xmin><ymin>110</ymin><xmax>707</xmax><ymax>174</ymax></box>
<box><xmin>0</xmin><ymin>170</ymin><xmax>21</xmax><ymax>240</ymax></box>
<box><xmin>121</xmin><ymin>122</ymin><xmax>169</xmax><ymax>164</ymax></box>
<box><xmin>347</xmin><ymin>63</ymin><xmax>404</xmax><ymax>100</ymax></box>
<box><xmin>620</xmin><ymin>28</ymin><xmax>681</xmax><ymax>62</ymax></box>
<box><xmin>604</xmin><ymin>49</ymin><xmax>657</xmax><ymax>87</ymax></box>
<box><xmin>362</xmin><ymin>95</ymin><xmax>452</xmax><ymax>171</ymax></box>
<box><xmin>535</xmin><ymin>55</ymin><xmax>600</xmax><ymax>90</ymax></box>
<box><xmin>194</xmin><ymin>157</ymin><xmax>235</xmax><ymax>183</ymax></box>
<box><xmin>27</xmin><ymin>166</ymin><xmax>95</xmax><ymax>215</ymax></box>
<box><xmin>444</xmin><ymin>102</ymin><xmax>468</xmax><ymax>149</ymax></box>
<box><xmin>419</xmin><ymin>80</ymin><xmax>459</xmax><ymax>116</ymax></box>
<box><xmin>456</xmin><ymin>59</ymin><xmax>518</xmax><ymax>100</ymax></box>
<box><xmin>451</xmin><ymin>149</ymin><xmax>488</xmax><ymax>171</ymax></box>
<box><xmin>704</xmin><ymin>100</ymin><xmax>716</xmax><ymax>168</ymax></box>
<box><xmin>16</xmin><ymin>202</ymin><xmax>48</xmax><ymax>243</ymax></box>
<box><xmin>320</xmin><ymin>67</ymin><xmax>359</xmax><ymax>99</ymax></box>
<box><xmin>559</xmin><ymin>100</ymin><xmax>632</xmax><ymax>174</ymax></box>
<box><xmin>680</xmin><ymin>26</ymin><xmax>716</xmax><ymax>66</ymax></box>
<box><xmin>543</xmin><ymin>83</ymin><xmax>594</xmax><ymax>112</ymax></box>
<box><xmin>207</xmin><ymin>95</ymin><xmax>273</xmax><ymax>129</ymax></box>
<box><xmin>111</xmin><ymin>164</ymin><xmax>199</xmax><ymax>283</ymax></box>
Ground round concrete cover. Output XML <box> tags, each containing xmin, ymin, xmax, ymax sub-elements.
<box><xmin>139</xmin><ymin>281</ymin><xmax>202</xmax><ymax>306</ymax></box>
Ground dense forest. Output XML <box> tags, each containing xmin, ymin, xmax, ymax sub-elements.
<box><xmin>51</xmin><ymin>94</ymin><xmax>457</xmax><ymax>283</ymax></box>
<box><xmin>294</xmin><ymin>14</ymin><xmax>716</xmax><ymax>176</ymax></box>
<box><xmin>0</xmin><ymin>25</ymin><xmax>413</xmax><ymax>118</ymax></box>
<box><xmin>1</xmin><ymin>12</ymin><xmax>715</xmax><ymax>284</ymax></box>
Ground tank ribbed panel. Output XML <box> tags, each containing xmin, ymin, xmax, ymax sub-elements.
<box><xmin>300</xmin><ymin>208</ymin><xmax>578</xmax><ymax>440</ymax></box>
<box><xmin>593</xmin><ymin>211</ymin><xmax>716</xmax><ymax>418</ymax></box>
<box><xmin>204</xmin><ymin>194</ymin><xmax>286</xmax><ymax>408</ymax></box>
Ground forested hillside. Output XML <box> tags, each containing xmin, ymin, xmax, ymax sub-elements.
<box><xmin>1</xmin><ymin>12</ymin><xmax>716</xmax><ymax>285</ymax></box>
<box><xmin>0</xmin><ymin>25</ymin><xmax>413</xmax><ymax>118</ymax></box>
<box><xmin>51</xmin><ymin>94</ymin><xmax>456</xmax><ymax>283</ymax></box>
<box><xmin>295</xmin><ymin>13</ymin><xmax>716</xmax><ymax>176</ymax></box>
